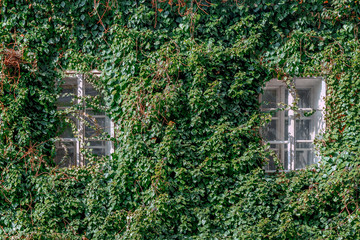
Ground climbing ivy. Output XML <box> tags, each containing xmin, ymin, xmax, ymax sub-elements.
<box><xmin>1</xmin><ymin>0</ymin><xmax>360</xmax><ymax>239</ymax></box>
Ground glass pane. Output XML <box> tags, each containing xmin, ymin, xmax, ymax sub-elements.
<box><xmin>95</xmin><ymin>117</ymin><xmax>105</xmax><ymax>128</ymax></box>
<box><xmin>296</xmin><ymin>120</ymin><xmax>311</xmax><ymax>140</ymax></box>
<box><xmin>86</xmin><ymin>140</ymin><xmax>106</xmax><ymax>147</ymax></box>
<box><xmin>85</xmin><ymin>83</ymin><xmax>98</xmax><ymax>96</ymax></box>
<box><xmin>298</xmin><ymin>89</ymin><xmax>311</xmax><ymax>108</ymax></box>
<box><xmin>262</xmin><ymin>120</ymin><xmax>277</xmax><ymax>141</ymax></box>
<box><xmin>262</xmin><ymin>110</ymin><xmax>277</xmax><ymax>118</ymax></box>
<box><xmin>267</xmin><ymin>154</ymin><xmax>276</xmax><ymax>171</ymax></box>
<box><xmin>284</xmin><ymin>147</ymin><xmax>288</xmax><ymax>170</ymax></box>
<box><xmin>266</xmin><ymin>144</ymin><xmax>287</xmax><ymax>171</ymax></box>
<box><xmin>85</xmin><ymin>117</ymin><xmax>106</xmax><ymax>138</ymax></box>
<box><xmin>262</xmin><ymin>89</ymin><xmax>277</xmax><ymax>108</ymax></box>
<box><xmin>296</xmin><ymin>142</ymin><xmax>313</xmax><ymax>149</ymax></box>
<box><xmin>57</xmin><ymin>85</ymin><xmax>76</xmax><ymax>107</ymax></box>
<box><xmin>85</xmin><ymin>82</ymin><xmax>106</xmax><ymax>114</ymax></box>
<box><xmin>84</xmin><ymin>147</ymin><xmax>106</xmax><ymax>166</ymax></box>
<box><xmin>295</xmin><ymin>150</ymin><xmax>315</xmax><ymax>169</ymax></box>
<box><xmin>86</xmin><ymin>109</ymin><xmax>105</xmax><ymax>116</ymax></box>
<box><xmin>55</xmin><ymin>142</ymin><xmax>76</xmax><ymax>167</ymax></box>
<box><xmin>60</xmin><ymin>117</ymin><xmax>76</xmax><ymax>138</ymax></box>
<box><xmin>85</xmin><ymin>127</ymin><xmax>96</xmax><ymax>138</ymax></box>
<box><xmin>91</xmin><ymin>148</ymin><xmax>106</xmax><ymax>156</ymax></box>
<box><xmin>298</xmin><ymin>110</ymin><xmax>316</xmax><ymax>118</ymax></box>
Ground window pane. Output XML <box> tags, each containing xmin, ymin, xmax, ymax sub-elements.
<box><xmin>57</xmin><ymin>85</ymin><xmax>76</xmax><ymax>107</ymax></box>
<box><xmin>284</xmin><ymin>147</ymin><xmax>288</xmax><ymax>170</ymax></box>
<box><xmin>85</xmin><ymin>83</ymin><xmax>98</xmax><ymax>96</ymax></box>
<box><xmin>86</xmin><ymin>140</ymin><xmax>106</xmax><ymax>147</ymax></box>
<box><xmin>267</xmin><ymin>154</ymin><xmax>277</xmax><ymax>171</ymax></box>
<box><xmin>262</xmin><ymin>89</ymin><xmax>277</xmax><ymax>108</ymax></box>
<box><xmin>86</xmin><ymin>109</ymin><xmax>106</xmax><ymax>116</ymax></box>
<box><xmin>298</xmin><ymin>89</ymin><xmax>311</xmax><ymax>108</ymax></box>
<box><xmin>55</xmin><ymin>142</ymin><xmax>76</xmax><ymax>167</ymax></box>
<box><xmin>85</xmin><ymin>147</ymin><xmax>106</xmax><ymax>157</ymax></box>
<box><xmin>295</xmin><ymin>150</ymin><xmax>314</xmax><ymax>169</ymax></box>
<box><xmin>266</xmin><ymin>144</ymin><xmax>287</xmax><ymax>171</ymax></box>
<box><xmin>85</xmin><ymin>117</ymin><xmax>106</xmax><ymax>138</ymax></box>
<box><xmin>296</xmin><ymin>120</ymin><xmax>311</xmax><ymax>140</ymax></box>
<box><xmin>262</xmin><ymin>110</ymin><xmax>278</xmax><ymax>118</ymax></box>
<box><xmin>262</xmin><ymin>120</ymin><xmax>277</xmax><ymax>141</ymax></box>
<box><xmin>60</xmin><ymin>117</ymin><xmax>76</xmax><ymax>138</ymax></box>
<box><xmin>296</xmin><ymin>142</ymin><xmax>312</xmax><ymax>149</ymax></box>
<box><xmin>84</xmin><ymin>147</ymin><xmax>106</xmax><ymax>166</ymax></box>
<box><xmin>298</xmin><ymin>109</ymin><xmax>316</xmax><ymax>118</ymax></box>
<box><xmin>91</xmin><ymin>148</ymin><xmax>106</xmax><ymax>156</ymax></box>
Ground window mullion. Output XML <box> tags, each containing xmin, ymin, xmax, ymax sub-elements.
<box><xmin>107</xmin><ymin>117</ymin><xmax>114</xmax><ymax>156</ymax></box>
<box><xmin>288</xmin><ymin>89</ymin><xmax>295</xmax><ymax>170</ymax></box>
<box><xmin>278</xmin><ymin>87</ymin><xmax>285</xmax><ymax>168</ymax></box>
<box><xmin>77</xmin><ymin>74</ymin><xmax>85</xmax><ymax>166</ymax></box>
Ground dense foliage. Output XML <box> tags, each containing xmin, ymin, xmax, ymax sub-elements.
<box><xmin>1</xmin><ymin>0</ymin><xmax>360</xmax><ymax>239</ymax></box>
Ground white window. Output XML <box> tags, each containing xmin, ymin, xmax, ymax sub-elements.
<box><xmin>261</xmin><ymin>78</ymin><xmax>326</xmax><ymax>171</ymax></box>
<box><xmin>55</xmin><ymin>71</ymin><xmax>113</xmax><ymax>167</ymax></box>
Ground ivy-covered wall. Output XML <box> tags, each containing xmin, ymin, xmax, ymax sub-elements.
<box><xmin>1</xmin><ymin>0</ymin><xmax>360</xmax><ymax>239</ymax></box>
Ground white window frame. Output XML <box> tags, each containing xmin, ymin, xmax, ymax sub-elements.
<box><xmin>261</xmin><ymin>77</ymin><xmax>326</xmax><ymax>172</ymax></box>
<box><xmin>55</xmin><ymin>70</ymin><xmax>114</xmax><ymax>167</ymax></box>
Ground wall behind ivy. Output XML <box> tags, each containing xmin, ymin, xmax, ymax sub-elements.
<box><xmin>1</xmin><ymin>0</ymin><xmax>360</xmax><ymax>239</ymax></box>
